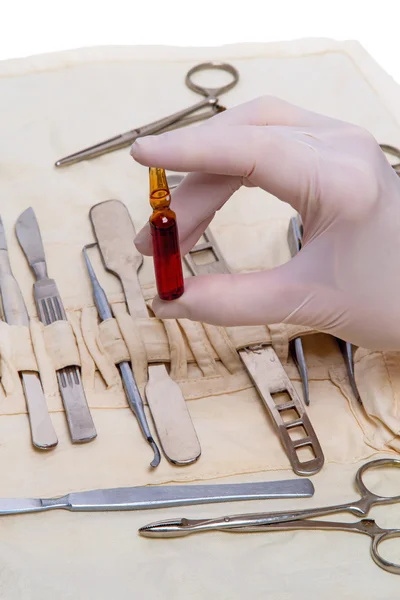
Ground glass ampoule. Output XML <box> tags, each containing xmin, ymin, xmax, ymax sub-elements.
<box><xmin>149</xmin><ymin>167</ymin><xmax>184</xmax><ymax>301</ymax></box>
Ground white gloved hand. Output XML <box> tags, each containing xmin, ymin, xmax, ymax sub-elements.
<box><xmin>131</xmin><ymin>96</ymin><xmax>400</xmax><ymax>351</ymax></box>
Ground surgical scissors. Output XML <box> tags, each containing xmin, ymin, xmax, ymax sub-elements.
<box><xmin>54</xmin><ymin>61</ymin><xmax>239</xmax><ymax>167</ymax></box>
<box><xmin>139</xmin><ymin>458</ymin><xmax>400</xmax><ymax>575</ymax></box>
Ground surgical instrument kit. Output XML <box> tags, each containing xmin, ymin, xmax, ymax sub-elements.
<box><xmin>287</xmin><ymin>214</ymin><xmax>362</xmax><ymax>406</ymax></box>
<box><xmin>184</xmin><ymin>228</ymin><xmax>324</xmax><ymax>476</ymax></box>
<box><xmin>89</xmin><ymin>200</ymin><xmax>201</xmax><ymax>465</ymax></box>
<box><xmin>54</xmin><ymin>62</ymin><xmax>239</xmax><ymax>168</ymax></box>
<box><xmin>139</xmin><ymin>458</ymin><xmax>400</xmax><ymax>575</ymax></box>
<box><xmin>0</xmin><ymin>217</ymin><xmax>58</xmax><ymax>450</ymax></box>
<box><xmin>15</xmin><ymin>208</ymin><xmax>97</xmax><ymax>444</ymax></box>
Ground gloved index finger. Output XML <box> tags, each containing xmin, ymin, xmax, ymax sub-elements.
<box><xmin>131</xmin><ymin>124</ymin><xmax>320</xmax><ymax>216</ymax></box>
<box><xmin>199</xmin><ymin>95</ymin><xmax>331</xmax><ymax>128</ymax></box>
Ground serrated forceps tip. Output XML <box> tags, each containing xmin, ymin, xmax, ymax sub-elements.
<box><xmin>287</xmin><ymin>214</ymin><xmax>362</xmax><ymax>406</ymax></box>
<box><xmin>287</xmin><ymin>215</ymin><xmax>309</xmax><ymax>406</ymax></box>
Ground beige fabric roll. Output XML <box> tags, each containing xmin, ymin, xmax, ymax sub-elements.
<box><xmin>0</xmin><ymin>39</ymin><xmax>400</xmax><ymax>599</ymax></box>
<box><xmin>42</xmin><ymin>320</ymin><xmax>81</xmax><ymax>370</ymax></box>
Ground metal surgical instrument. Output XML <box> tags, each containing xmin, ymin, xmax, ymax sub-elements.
<box><xmin>54</xmin><ymin>62</ymin><xmax>239</xmax><ymax>167</ymax></box>
<box><xmin>380</xmin><ymin>144</ymin><xmax>400</xmax><ymax>175</ymax></box>
<box><xmin>83</xmin><ymin>244</ymin><xmax>161</xmax><ymax>468</ymax></box>
<box><xmin>184</xmin><ymin>227</ymin><xmax>324</xmax><ymax>477</ymax></box>
<box><xmin>287</xmin><ymin>214</ymin><xmax>362</xmax><ymax>405</ymax></box>
<box><xmin>16</xmin><ymin>208</ymin><xmax>97</xmax><ymax>443</ymax></box>
<box><xmin>0</xmin><ymin>477</ymin><xmax>314</xmax><ymax>516</ymax></box>
<box><xmin>89</xmin><ymin>200</ymin><xmax>200</xmax><ymax>466</ymax></box>
<box><xmin>0</xmin><ymin>216</ymin><xmax>58</xmax><ymax>450</ymax></box>
<box><xmin>139</xmin><ymin>458</ymin><xmax>400</xmax><ymax>575</ymax></box>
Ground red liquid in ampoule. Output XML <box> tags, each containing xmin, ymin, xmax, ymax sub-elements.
<box><xmin>150</xmin><ymin>212</ymin><xmax>184</xmax><ymax>301</ymax></box>
<box><xmin>149</xmin><ymin>168</ymin><xmax>184</xmax><ymax>301</ymax></box>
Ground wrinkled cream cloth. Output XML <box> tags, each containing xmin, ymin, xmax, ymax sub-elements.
<box><xmin>0</xmin><ymin>39</ymin><xmax>400</xmax><ymax>599</ymax></box>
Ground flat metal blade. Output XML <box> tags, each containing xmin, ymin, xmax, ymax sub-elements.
<box><xmin>0</xmin><ymin>216</ymin><xmax>8</xmax><ymax>251</ymax></box>
<box><xmin>62</xmin><ymin>478</ymin><xmax>315</xmax><ymax>511</ymax></box>
<box><xmin>15</xmin><ymin>207</ymin><xmax>46</xmax><ymax>269</ymax></box>
<box><xmin>21</xmin><ymin>372</ymin><xmax>58</xmax><ymax>449</ymax></box>
<box><xmin>0</xmin><ymin>218</ymin><xmax>30</xmax><ymax>327</ymax></box>
<box><xmin>56</xmin><ymin>368</ymin><xmax>97</xmax><ymax>443</ymax></box>
<box><xmin>0</xmin><ymin>478</ymin><xmax>313</xmax><ymax>516</ymax></box>
<box><xmin>287</xmin><ymin>214</ymin><xmax>303</xmax><ymax>258</ymax></box>
<box><xmin>0</xmin><ymin>498</ymin><xmax>47</xmax><ymax>515</ymax></box>
<box><xmin>33</xmin><ymin>277</ymin><xmax>67</xmax><ymax>323</ymax></box>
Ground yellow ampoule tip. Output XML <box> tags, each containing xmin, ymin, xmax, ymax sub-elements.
<box><xmin>149</xmin><ymin>167</ymin><xmax>171</xmax><ymax>210</ymax></box>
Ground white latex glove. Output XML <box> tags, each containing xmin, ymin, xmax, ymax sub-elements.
<box><xmin>130</xmin><ymin>96</ymin><xmax>400</xmax><ymax>351</ymax></box>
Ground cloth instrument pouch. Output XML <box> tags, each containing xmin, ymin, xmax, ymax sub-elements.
<box><xmin>1</xmin><ymin>39</ymin><xmax>400</xmax><ymax>598</ymax></box>
<box><xmin>68</xmin><ymin>309</ymin><xmax>96</xmax><ymax>392</ymax></box>
<box><xmin>81</xmin><ymin>306</ymin><xmax>121</xmax><ymax>390</ymax></box>
<box><xmin>0</xmin><ymin>321</ymin><xmax>38</xmax><ymax>398</ymax></box>
<box><xmin>177</xmin><ymin>318</ymin><xmax>220</xmax><ymax>378</ymax></box>
<box><xmin>161</xmin><ymin>317</ymin><xmax>188</xmax><ymax>381</ymax></box>
<box><xmin>267</xmin><ymin>323</ymin><xmax>290</xmax><ymax>363</ymax></box>
<box><xmin>6</xmin><ymin>286</ymin><xmax>400</xmax><ymax>463</ymax></box>
<box><xmin>144</xmin><ymin>299</ymin><xmax>188</xmax><ymax>380</ymax></box>
<box><xmin>81</xmin><ymin>305</ymin><xmax>150</xmax><ymax>399</ymax></box>
<box><xmin>80</xmin><ymin>295</ymin><xmax>319</xmax><ymax>403</ymax></box>
<box><xmin>330</xmin><ymin>346</ymin><xmax>400</xmax><ymax>452</ymax></box>
<box><xmin>30</xmin><ymin>311</ymin><xmax>95</xmax><ymax>409</ymax></box>
<box><xmin>112</xmin><ymin>302</ymin><xmax>148</xmax><ymax>396</ymax></box>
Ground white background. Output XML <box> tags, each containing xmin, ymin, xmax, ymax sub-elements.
<box><xmin>2</xmin><ymin>0</ymin><xmax>399</xmax><ymax>84</ymax></box>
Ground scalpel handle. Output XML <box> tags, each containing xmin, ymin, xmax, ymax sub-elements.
<box><xmin>0</xmin><ymin>259</ymin><xmax>29</xmax><ymax>327</ymax></box>
<box><xmin>0</xmin><ymin>255</ymin><xmax>58</xmax><ymax>450</ymax></box>
<box><xmin>21</xmin><ymin>372</ymin><xmax>58</xmax><ymax>449</ymax></box>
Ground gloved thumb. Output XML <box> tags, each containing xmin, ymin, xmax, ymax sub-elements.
<box><xmin>152</xmin><ymin>256</ymin><xmax>313</xmax><ymax>327</ymax></box>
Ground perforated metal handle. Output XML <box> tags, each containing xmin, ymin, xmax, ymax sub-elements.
<box><xmin>184</xmin><ymin>228</ymin><xmax>324</xmax><ymax>475</ymax></box>
<box><xmin>239</xmin><ymin>346</ymin><xmax>324</xmax><ymax>476</ymax></box>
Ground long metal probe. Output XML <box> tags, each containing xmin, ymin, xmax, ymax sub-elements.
<box><xmin>83</xmin><ymin>244</ymin><xmax>161</xmax><ymax>467</ymax></box>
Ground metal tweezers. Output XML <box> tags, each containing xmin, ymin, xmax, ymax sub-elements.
<box><xmin>380</xmin><ymin>144</ymin><xmax>400</xmax><ymax>176</ymax></box>
<box><xmin>287</xmin><ymin>214</ymin><xmax>362</xmax><ymax>406</ymax></box>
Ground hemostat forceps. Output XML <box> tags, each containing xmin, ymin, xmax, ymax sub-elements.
<box><xmin>139</xmin><ymin>458</ymin><xmax>400</xmax><ymax>575</ymax></box>
<box><xmin>54</xmin><ymin>62</ymin><xmax>239</xmax><ymax>167</ymax></box>
<box><xmin>287</xmin><ymin>214</ymin><xmax>362</xmax><ymax>406</ymax></box>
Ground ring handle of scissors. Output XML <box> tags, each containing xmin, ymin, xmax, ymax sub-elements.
<box><xmin>185</xmin><ymin>62</ymin><xmax>239</xmax><ymax>99</ymax></box>
<box><xmin>222</xmin><ymin>519</ymin><xmax>400</xmax><ymax>575</ymax></box>
<box><xmin>355</xmin><ymin>458</ymin><xmax>400</xmax><ymax>512</ymax></box>
<box><xmin>372</xmin><ymin>528</ymin><xmax>400</xmax><ymax>575</ymax></box>
<box><xmin>216</xmin><ymin>518</ymin><xmax>400</xmax><ymax>575</ymax></box>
